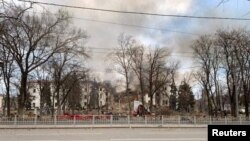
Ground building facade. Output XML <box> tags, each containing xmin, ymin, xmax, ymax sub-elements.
<box><xmin>81</xmin><ymin>81</ymin><xmax>111</xmax><ymax>111</ymax></box>
<box><xmin>28</xmin><ymin>83</ymin><xmax>41</xmax><ymax>109</ymax></box>
<box><xmin>28</xmin><ymin>80</ymin><xmax>111</xmax><ymax>114</ymax></box>
<box><xmin>144</xmin><ymin>87</ymin><xmax>170</xmax><ymax>106</ymax></box>
<box><xmin>27</xmin><ymin>80</ymin><xmax>56</xmax><ymax>115</ymax></box>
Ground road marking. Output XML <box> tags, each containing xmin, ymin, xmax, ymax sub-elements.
<box><xmin>20</xmin><ymin>138</ymin><xmax>207</xmax><ymax>141</ymax></box>
<box><xmin>141</xmin><ymin>132</ymin><xmax>206</xmax><ymax>135</ymax></box>
<box><xmin>28</xmin><ymin>140</ymin><xmax>108</xmax><ymax>141</ymax></box>
<box><xmin>15</xmin><ymin>132</ymin><xmax>103</xmax><ymax>136</ymax></box>
<box><xmin>111</xmin><ymin>138</ymin><xmax>206</xmax><ymax>141</ymax></box>
<box><xmin>27</xmin><ymin>140</ymin><xmax>206</xmax><ymax>141</ymax></box>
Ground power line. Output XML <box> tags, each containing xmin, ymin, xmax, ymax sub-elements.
<box><xmin>19</xmin><ymin>0</ymin><xmax>250</xmax><ymax>21</ymax></box>
<box><xmin>86</xmin><ymin>50</ymin><xmax>194</xmax><ymax>58</ymax></box>
<box><xmin>26</xmin><ymin>10</ymin><xmax>200</xmax><ymax>36</ymax></box>
<box><xmin>89</xmin><ymin>47</ymin><xmax>194</xmax><ymax>54</ymax></box>
<box><xmin>89</xmin><ymin>52</ymin><xmax>194</xmax><ymax>58</ymax></box>
<box><xmin>73</xmin><ymin>17</ymin><xmax>200</xmax><ymax>36</ymax></box>
<box><xmin>181</xmin><ymin>66</ymin><xmax>200</xmax><ymax>69</ymax></box>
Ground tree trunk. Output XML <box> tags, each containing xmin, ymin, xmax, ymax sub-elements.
<box><xmin>40</xmin><ymin>89</ymin><xmax>44</xmax><ymax>116</ymax></box>
<box><xmin>243</xmin><ymin>84</ymin><xmax>249</xmax><ymax>117</ymax></box>
<box><xmin>52</xmin><ymin>92</ymin><xmax>55</xmax><ymax>117</ymax></box>
<box><xmin>18</xmin><ymin>73</ymin><xmax>28</xmax><ymax>116</ymax></box>
<box><xmin>232</xmin><ymin>84</ymin><xmax>238</xmax><ymax>117</ymax></box>
<box><xmin>106</xmin><ymin>93</ymin><xmax>109</xmax><ymax>112</ymax></box>
<box><xmin>148</xmin><ymin>69</ymin><xmax>153</xmax><ymax>114</ymax></box>
<box><xmin>62</xmin><ymin>102</ymin><xmax>66</xmax><ymax>114</ymax></box>
<box><xmin>149</xmin><ymin>94</ymin><xmax>153</xmax><ymax>113</ymax></box>
<box><xmin>2</xmin><ymin>63</ymin><xmax>13</xmax><ymax>117</ymax></box>
<box><xmin>230</xmin><ymin>101</ymin><xmax>236</xmax><ymax>117</ymax></box>
<box><xmin>125</xmin><ymin>72</ymin><xmax>131</xmax><ymax>115</ymax></box>
<box><xmin>4</xmin><ymin>77</ymin><xmax>11</xmax><ymax>117</ymax></box>
<box><xmin>139</xmin><ymin>76</ymin><xmax>144</xmax><ymax>105</ymax></box>
<box><xmin>6</xmin><ymin>87</ymin><xmax>10</xmax><ymax>117</ymax></box>
<box><xmin>204</xmin><ymin>87</ymin><xmax>213</xmax><ymax>116</ymax></box>
<box><xmin>213</xmin><ymin>74</ymin><xmax>220</xmax><ymax>117</ymax></box>
<box><xmin>230</xmin><ymin>91</ymin><xmax>236</xmax><ymax>117</ymax></box>
<box><xmin>244</xmin><ymin>94</ymin><xmax>249</xmax><ymax>117</ymax></box>
<box><xmin>57</xmin><ymin>91</ymin><xmax>61</xmax><ymax>115</ymax></box>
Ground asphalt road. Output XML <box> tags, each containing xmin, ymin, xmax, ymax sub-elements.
<box><xmin>0</xmin><ymin>128</ymin><xmax>207</xmax><ymax>141</ymax></box>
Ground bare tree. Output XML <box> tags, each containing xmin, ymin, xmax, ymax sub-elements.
<box><xmin>49</xmin><ymin>53</ymin><xmax>88</xmax><ymax>116</ymax></box>
<box><xmin>112</xmin><ymin>33</ymin><xmax>135</xmax><ymax>115</ymax></box>
<box><xmin>216</xmin><ymin>29</ymin><xmax>250</xmax><ymax>117</ymax></box>
<box><xmin>63</xmin><ymin>72</ymin><xmax>82</xmax><ymax>114</ymax></box>
<box><xmin>216</xmin><ymin>30</ymin><xmax>242</xmax><ymax>117</ymax></box>
<box><xmin>193</xmin><ymin>28</ymin><xmax>250</xmax><ymax>118</ymax></box>
<box><xmin>49</xmin><ymin>53</ymin><xmax>71</xmax><ymax>116</ymax></box>
<box><xmin>0</xmin><ymin>0</ymin><xmax>32</xmax><ymax>117</ymax></box>
<box><xmin>144</xmin><ymin>47</ymin><xmax>171</xmax><ymax>113</ymax></box>
<box><xmin>0</xmin><ymin>44</ymin><xmax>15</xmax><ymax>117</ymax></box>
<box><xmin>0</xmin><ymin>1</ymin><xmax>31</xmax><ymax>22</ymax></box>
<box><xmin>192</xmin><ymin>35</ymin><xmax>212</xmax><ymax>115</ymax></box>
<box><xmin>32</xmin><ymin>65</ymin><xmax>52</xmax><ymax>116</ymax></box>
<box><xmin>211</xmin><ymin>42</ymin><xmax>223</xmax><ymax>115</ymax></box>
<box><xmin>61</xmin><ymin>69</ymin><xmax>88</xmax><ymax>114</ymax></box>
<box><xmin>0</xmin><ymin>5</ymin><xmax>88</xmax><ymax>115</ymax></box>
<box><xmin>233</xmin><ymin>30</ymin><xmax>250</xmax><ymax>117</ymax></box>
<box><xmin>192</xmin><ymin>35</ymin><xmax>221</xmax><ymax>116</ymax></box>
<box><xmin>128</xmin><ymin>44</ymin><xmax>146</xmax><ymax>104</ymax></box>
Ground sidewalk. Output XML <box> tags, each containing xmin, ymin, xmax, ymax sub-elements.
<box><xmin>0</xmin><ymin>124</ymin><xmax>207</xmax><ymax>129</ymax></box>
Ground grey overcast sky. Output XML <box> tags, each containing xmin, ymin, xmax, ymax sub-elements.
<box><xmin>16</xmin><ymin>0</ymin><xmax>250</xmax><ymax>86</ymax></box>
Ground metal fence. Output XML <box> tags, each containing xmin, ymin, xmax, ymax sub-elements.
<box><xmin>1</xmin><ymin>115</ymin><xmax>250</xmax><ymax>126</ymax></box>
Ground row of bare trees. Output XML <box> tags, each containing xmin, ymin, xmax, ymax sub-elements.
<box><xmin>0</xmin><ymin>2</ymin><xmax>88</xmax><ymax>116</ymax></box>
<box><xmin>112</xmin><ymin>34</ymin><xmax>179</xmax><ymax>113</ymax></box>
<box><xmin>192</xmin><ymin>28</ymin><xmax>250</xmax><ymax>117</ymax></box>
<box><xmin>2</xmin><ymin>2</ymin><xmax>249</xmax><ymax>118</ymax></box>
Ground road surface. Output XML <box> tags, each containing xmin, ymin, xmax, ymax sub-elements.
<box><xmin>0</xmin><ymin>128</ymin><xmax>207</xmax><ymax>141</ymax></box>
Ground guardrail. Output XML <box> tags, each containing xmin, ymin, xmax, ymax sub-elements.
<box><xmin>0</xmin><ymin>115</ymin><xmax>250</xmax><ymax>126</ymax></box>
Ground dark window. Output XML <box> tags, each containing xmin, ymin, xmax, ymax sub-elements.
<box><xmin>33</xmin><ymin>89</ymin><xmax>36</xmax><ymax>93</ymax></box>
